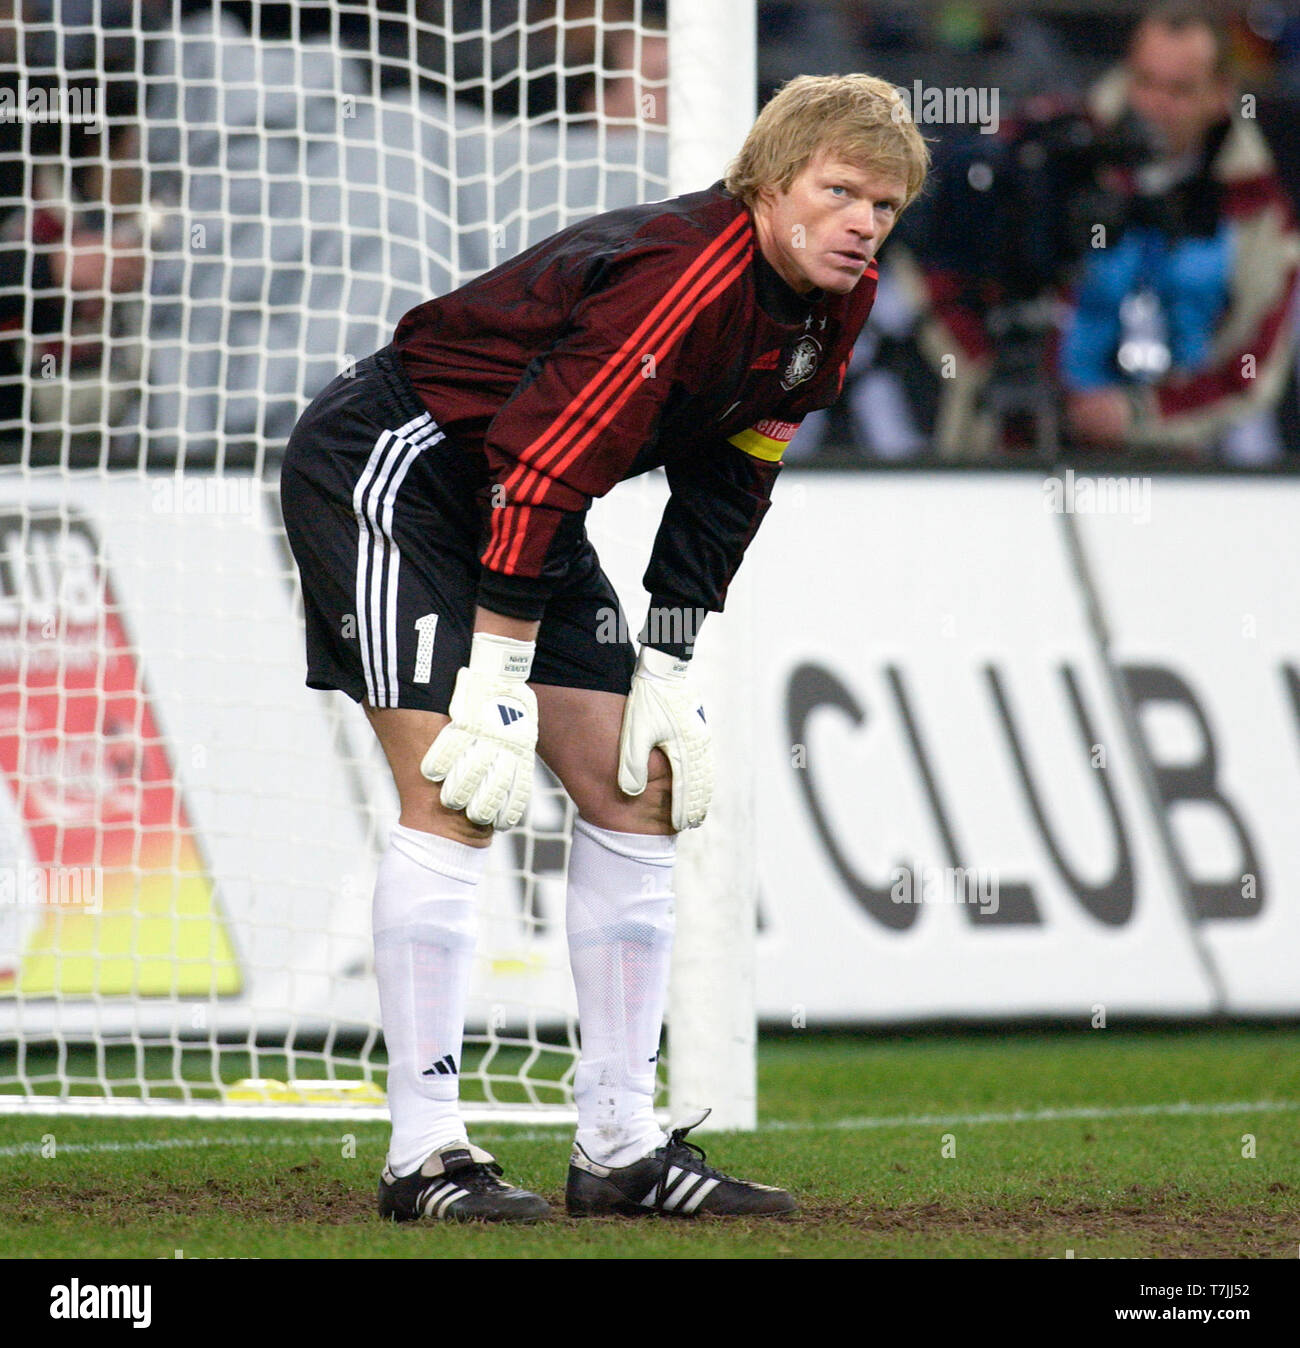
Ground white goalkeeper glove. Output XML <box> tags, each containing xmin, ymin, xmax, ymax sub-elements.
<box><xmin>618</xmin><ymin>645</ymin><xmax>713</xmax><ymax>832</ymax></box>
<box><xmin>421</xmin><ymin>632</ymin><xmax>537</xmax><ymax>830</ymax></box>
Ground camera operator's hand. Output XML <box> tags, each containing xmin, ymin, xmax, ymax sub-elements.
<box><xmin>1067</xmin><ymin>388</ymin><xmax>1132</xmax><ymax>448</ymax></box>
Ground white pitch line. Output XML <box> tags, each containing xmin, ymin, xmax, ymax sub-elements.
<box><xmin>2</xmin><ymin>1099</ymin><xmax>1294</xmax><ymax>1160</ymax></box>
<box><xmin>0</xmin><ymin>1134</ymin><xmax>343</xmax><ymax>1160</ymax></box>
<box><xmin>759</xmin><ymin>1099</ymin><xmax>1300</xmax><ymax>1132</ymax></box>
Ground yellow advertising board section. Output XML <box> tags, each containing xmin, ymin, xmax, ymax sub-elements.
<box><xmin>0</xmin><ymin>509</ymin><xmax>240</xmax><ymax>1000</ymax></box>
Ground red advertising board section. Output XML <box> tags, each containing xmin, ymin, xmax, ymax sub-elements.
<box><xmin>0</xmin><ymin>511</ymin><xmax>239</xmax><ymax>998</ymax></box>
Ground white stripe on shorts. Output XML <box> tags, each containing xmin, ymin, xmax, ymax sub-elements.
<box><xmin>352</xmin><ymin>412</ymin><xmax>444</xmax><ymax>707</ymax></box>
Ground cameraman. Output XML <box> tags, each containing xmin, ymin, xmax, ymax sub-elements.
<box><xmin>1062</xmin><ymin>2</ymin><xmax>1300</xmax><ymax>457</ymax></box>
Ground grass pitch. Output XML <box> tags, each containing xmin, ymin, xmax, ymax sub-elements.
<box><xmin>2</xmin><ymin>1025</ymin><xmax>1297</xmax><ymax>1259</ymax></box>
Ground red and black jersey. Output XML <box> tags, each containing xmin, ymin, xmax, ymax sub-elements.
<box><xmin>392</xmin><ymin>182</ymin><xmax>878</xmax><ymax>639</ymax></box>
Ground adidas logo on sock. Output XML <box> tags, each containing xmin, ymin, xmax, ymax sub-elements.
<box><xmin>421</xmin><ymin>1053</ymin><xmax>459</xmax><ymax>1077</ymax></box>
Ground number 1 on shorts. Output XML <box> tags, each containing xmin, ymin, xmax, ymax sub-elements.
<box><xmin>413</xmin><ymin>613</ymin><xmax>439</xmax><ymax>684</ymax></box>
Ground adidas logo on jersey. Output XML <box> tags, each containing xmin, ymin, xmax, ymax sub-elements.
<box><xmin>421</xmin><ymin>1053</ymin><xmax>458</xmax><ymax>1077</ymax></box>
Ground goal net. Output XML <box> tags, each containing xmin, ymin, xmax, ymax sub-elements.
<box><xmin>0</xmin><ymin>0</ymin><xmax>755</xmax><ymax>1123</ymax></box>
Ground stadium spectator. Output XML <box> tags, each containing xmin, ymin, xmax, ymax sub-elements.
<box><xmin>372</xmin><ymin>0</ymin><xmax>665</xmax><ymax>122</ymax></box>
<box><xmin>0</xmin><ymin>107</ymin><xmax>147</xmax><ymax>466</ymax></box>
<box><xmin>0</xmin><ymin>0</ymin><xmax>155</xmax><ymax>466</ymax></box>
<box><xmin>579</xmin><ymin>21</ymin><xmax>667</xmax><ymax>126</ymax></box>
<box><xmin>865</xmin><ymin>3</ymin><xmax>1300</xmax><ymax>462</ymax></box>
<box><xmin>1060</xmin><ymin>3</ymin><xmax>1300</xmax><ymax>457</ymax></box>
<box><xmin>135</xmin><ymin>7</ymin><xmax>666</xmax><ymax>468</ymax></box>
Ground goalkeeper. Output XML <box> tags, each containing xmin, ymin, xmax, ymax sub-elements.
<box><xmin>281</xmin><ymin>73</ymin><xmax>928</xmax><ymax>1222</ymax></box>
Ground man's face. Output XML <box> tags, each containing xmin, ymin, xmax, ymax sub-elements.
<box><xmin>1127</xmin><ymin>20</ymin><xmax>1231</xmax><ymax>157</ymax></box>
<box><xmin>753</xmin><ymin>148</ymin><xmax>907</xmax><ymax>296</ymax></box>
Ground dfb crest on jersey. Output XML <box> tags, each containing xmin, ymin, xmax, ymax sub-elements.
<box><xmin>780</xmin><ymin>335</ymin><xmax>821</xmax><ymax>391</ymax></box>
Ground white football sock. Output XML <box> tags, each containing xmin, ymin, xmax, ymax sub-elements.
<box><xmin>567</xmin><ymin>816</ymin><xmax>676</xmax><ymax>1168</ymax></box>
<box><xmin>373</xmin><ymin>822</ymin><xmax>487</xmax><ymax>1177</ymax></box>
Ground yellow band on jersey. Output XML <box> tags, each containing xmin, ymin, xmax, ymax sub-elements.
<box><xmin>728</xmin><ymin>417</ymin><xmax>801</xmax><ymax>462</ymax></box>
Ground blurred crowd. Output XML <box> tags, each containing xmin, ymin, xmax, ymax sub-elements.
<box><xmin>774</xmin><ymin>0</ymin><xmax>1300</xmax><ymax>465</ymax></box>
<box><xmin>1</xmin><ymin>0</ymin><xmax>1299</xmax><ymax>469</ymax></box>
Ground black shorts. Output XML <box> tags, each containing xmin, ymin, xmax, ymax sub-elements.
<box><xmin>279</xmin><ymin>346</ymin><xmax>635</xmax><ymax>713</ymax></box>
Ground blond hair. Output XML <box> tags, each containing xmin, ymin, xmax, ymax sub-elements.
<box><xmin>726</xmin><ymin>74</ymin><xmax>930</xmax><ymax>209</ymax></box>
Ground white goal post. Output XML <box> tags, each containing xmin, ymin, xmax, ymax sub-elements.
<box><xmin>0</xmin><ymin>1</ymin><xmax>757</xmax><ymax>1126</ymax></box>
<box><xmin>665</xmin><ymin>0</ymin><xmax>758</xmax><ymax>1132</ymax></box>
